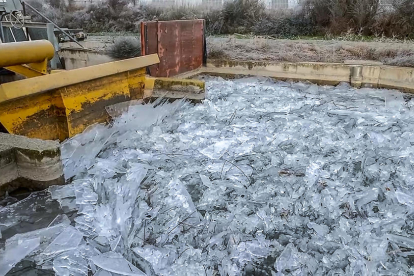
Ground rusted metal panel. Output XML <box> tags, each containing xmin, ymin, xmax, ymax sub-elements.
<box><xmin>141</xmin><ymin>20</ymin><xmax>205</xmax><ymax>77</ymax></box>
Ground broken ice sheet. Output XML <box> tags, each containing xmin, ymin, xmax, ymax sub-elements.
<box><xmin>41</xmin><ymin>226</ymin><xmax>84</xmax><ymax>257</ymax></box>
<box><xmin>6</xmin><ymin>222</ymin><xmax>70</xmax><ymax>258</ymax></box>
<box><xmin>307</xmin><ymin>222</ymin><xmax>329</xmax><ymax>237</ymax></box>
<box><xmin>199</xmin><ymin>140</ymin><xmax>234</xmax><ymax>159</ymax></box>
<box><xmin>52</xmin><ymin>244</ymin><xmax>99</xmax><ymax>276</ymax></box>
<box><xmin>33</xmin><ymin>78</ymin><xmax>414</xmax><ymax>275</ymax></box>
<box><xmin>165</xmin><ymin>179</ymin><xmax>198</xmax><ymax>215</ymax></box>
<box><xmin>91</xmin><ymin>252</ymin><xmax>145</xmax><ymax>276</ymax></box>
<box><xmin>132</xmin><ymin>245</ymin><xmax>177</xmax><ymax>275</ymax></box>
<box><xmin>0</xmin><ymin>237</ymin><xmax>40</xmax><ymax>276</ymax></box>
<box><xmin>274</xmin><ymin>243</ymin><xmax>317</xmax><ymax>274</ymax></box>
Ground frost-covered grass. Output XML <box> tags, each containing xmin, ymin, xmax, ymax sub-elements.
<box><xmin>207</xmin><ymin>36</ymin><xmax>414</xmax><ymax>67</ymax></box>
<box><xmin>3</xmin><ymin>77</ymin><xmax>414</xmax><ymax>275</ymax></box>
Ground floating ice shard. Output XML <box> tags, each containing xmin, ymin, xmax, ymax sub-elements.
<box><xmin>91</xmin><ymin>252</ymin><xmax>146</xmax><ymax>276</ymax></box>
<box><xmin>6</xmin><ymin>222</ymin><xmax>69</xmax><ymax>255</ymax></box>
<box><xmin>396</xmin><ymin>191</ymin><xmax>414</xmax><ymax>208</ymax></box>
<box><xmin>0</xmin><ymin>237</ymin><xmax>40</xmax><ymax>276</ymax></box>
<box><xmin>274</xmin><ymin>243</ymin><xmax>301</xmax><ymax>273</ymax></box>
<box><xmin>307</xmin><ymin>222</ymin><xmax>329</xmax><ymax>236</ymax></box>
<box><xmin>200</xmin><ymin>140</ymin><xmax>234</xmax><ymax>159</ymax></box>
<box><xmin>53</xmin><ymin>250</ymin><xmax>88</xmax><ymax>276</ymax></box>
<box><xmin>5</xmin><ymin>77</ymin><xmax>414</xmax><ymax>275</ymax></box>
<box><xmin>200</xmin><ymin>174</ymin><xmax>213</xmax><ymax>188</ymax></box>
<box><xmin>42</xmin><ymin>226</ymin><xmax>84</xmax><ymax>257</ymax></box>
<box><xmin>132</xmin><ymin>245</ymin><xmax>177</xmax><ymax>275</ymax></box>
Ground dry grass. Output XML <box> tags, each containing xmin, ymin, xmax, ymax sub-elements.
<box><xmin>207</xmin><ymin>36</ymin><xmax>414</xmax><ymax>67</ymax></box>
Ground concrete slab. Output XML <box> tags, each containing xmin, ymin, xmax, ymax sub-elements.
<box><xmin>0</xmin><ymin>133</ymin><xmax>64</xmax><ymax>195</ymax></box>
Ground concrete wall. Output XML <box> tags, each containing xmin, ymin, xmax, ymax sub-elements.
<box><xmin>59</xmin><ymin>49</ymin><xmax>115</xmax><ymax>70</ymax></box>
<box><xmin>177</xmin><ymin>60</ymin><xmax>414</xmax><ymax>94</ymax></box>
<box><xmin>0</xmin><ymin>133</ymin><xmax>64</xmax><ymax>195</ymax></box>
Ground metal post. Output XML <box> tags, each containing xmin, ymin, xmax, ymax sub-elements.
<box><xmin>46</xmin><ymin>23</ymin><xmax>59</xmax><ymax>69</ymax></box>
<box><xmin>23</xmin><ymin>1</ymin><xmax>84</xmax><ymax>49</ymax></box>
<box><xmin>0</xmin><ymin>21</ymin><xmax>5</xmax><ymax>43</ymax></box>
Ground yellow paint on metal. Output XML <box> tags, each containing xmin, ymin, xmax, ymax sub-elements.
<box><xmin>0</xmin><ymin>91</ymin><xmax>66</xmax><ymax>140</ymax></box>
<box><xmin>0</xmin><ymin>40</ymin><xmax>55</xmax><ymax>68</ymax></box>
<box><xmin>62</xmin><ymin>69</ymin><xmax>146</xmax><ymax>136</ymax></box>
<box><xmin>0</xmin><ymin>55</ymin><xmax>160</xmax><ymax>140</ymax></box>
<box><xmin>0</xmin><ymin>53</ymin><xmax>206</xmax><ymax>141</ymax></box>
<box><xmin>5</xmin><ymin>61</ymin><xmax>48</xmax><ymax>78</ymax></box>
<box><xmin>0</xmin><ymin>54</ymin><xmax>160</xmax><ymax>103</ymax></box>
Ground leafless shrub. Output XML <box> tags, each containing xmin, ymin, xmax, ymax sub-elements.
<box><xmin>303</xmin><ymin>0</ymin><xmax>380</xmax><ymax>35</ymax></box>
<box><xmin>371</xmin><ymin>0</ymin><xmax>414</xmax><ymax>39</ymax></box>
<box><xmin>24</xmin><ymin>0</ymin><xmax>414</xmax><ymax>40</ymax></box>
<box><xmin>221</xmin><ymin>0</ymin><xmax>266</xmax><ymax>34</ymax></box>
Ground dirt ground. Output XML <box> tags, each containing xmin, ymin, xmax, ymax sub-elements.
<box><xmin>63</xmin><ymin>35</ymin><xmax>414</xmax><ymax>67</ymax></box>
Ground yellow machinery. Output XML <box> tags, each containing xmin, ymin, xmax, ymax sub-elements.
<box><xmin>0</xmin><ymin>40</ymin><xmax>204</xmax><ymax>141</ymax></box>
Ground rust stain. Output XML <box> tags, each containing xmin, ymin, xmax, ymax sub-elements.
<box><xmin>141</xmin><ymin>20</ymin><xmax>205</xmax><ymax>78</ymax></box>
<box><xmin>13</xmin><ymin>107</ymin><xmax>66</xmax><ymax>140</ymax></box>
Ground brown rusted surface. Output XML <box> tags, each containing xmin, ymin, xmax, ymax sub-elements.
<box><xmin>141</xmin><ymin>20</ymin><xmax>205</xmax><ymax>77</ymax></box>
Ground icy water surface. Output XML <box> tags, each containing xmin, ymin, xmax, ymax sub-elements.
<box><xmin>2</xmin><ymin>77</ymin><xmax>414</xmax><ymax>275</ymax></box>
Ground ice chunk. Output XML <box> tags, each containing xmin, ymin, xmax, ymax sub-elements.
<box><xmin>0</xmin><ymin>237</ymin><xmax>40</xmax><ymax>276</ymax></box>
<box><xmin>110</xmin><ymin>236</ymin><xmax>122</xmax><ymax>251</ymax></box>
<box><xmin>41</xmin><ymin>226</ymin><xmax>84</xmax><ymax>257</ymax></box>
<box><xmin>6</xmin><ymin>222</ymin><xmax>69</xmax><ymax>254</ymax></box>
<box><xmin>387</xmin><ymin>234</ymin><xmax>414</xmax><ymax>249</ymax></box>
<box><xmin>200</xmin><ymin>174</ymin><xmax>213</xmax><ymax>188</ymax></box>
<box><xmin>165</xmin><ymin>179</ymin><xmax>198</xmax><ymax>215</ymax></box>
<box><xmin>53</xmin><ymin>244</ymin><xmax>99</xmax><ymax>276</ymax></box>
<box><xmin>200</xmin><ymin>140</ymin><xmax>234</xmax><ymax>159</ymax></box>
<box><xmin>74</xmin><ymin>180</ymin><xmax>98</xmax><ymax>205</ymax></box>
<box><xmin>132</xmin><ymin>245</ymin><xmax>177</xmax><ymax>275</ymax></box>
<box><xmin>396</xmin><ymin>191</ymin><xmax>414</xmax><ymax>208</ymax></box>
<box><xmin>48</xmin><ymin>214</ymin><xmax>71</xmax><ymax>227</ymax></box>
<box><xmin>307</xmin><ymin>222</ymin><xmax>329</xmax><ymax>236</ymax></box>
<box><xmin>53</xmin><ymin>250</ymin><xmax>88</xmax><ymax>276</ymax></box>
<box><xmin>305</xmin><ymin>162</ymin><xmax>322</xmax><ymax>187</ymax></box>
<box><xmin>91</xmin><ymin>252</ymin><xmax>146</xmax><ymax>276</ymax></box>
<box><xmin>49</xmin><ymin>184</ymin><xmax>76</xmax><ymax>200</ymax></box>
<box><xmin>274</xmin><ymin>243</ymin><xmax>301</xmax><ymax>273</ymax></box>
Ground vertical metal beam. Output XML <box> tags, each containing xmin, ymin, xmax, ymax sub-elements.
<box><xmin>46</xmin><ymin>23</ymin><xmax>59</xmax><ymax>69</ymax></box>
<box><xmin>0</xmin><ymin>21</ymin><xmax>4</xmax><ymax>43</ymax></box>
<box><xmin>202</xmin><ymin>19</ymin><xmax>207</xmax><ymax>66</ymax></box>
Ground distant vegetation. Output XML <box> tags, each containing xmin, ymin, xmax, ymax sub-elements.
<box><xmin>108</xmin><ymin>37</ymin><xmax>141</xmax><ymax>59</ymax></box>
<box><xmin>27</xmin><ymin>0</ymin><xmax>414</xmax><ymax>39</ymax></box>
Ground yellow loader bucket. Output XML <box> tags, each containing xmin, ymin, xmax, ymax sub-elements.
<box><xmin>0</xmin><ymin>41</ymin><xmax>204</xmax><ymax>141</ymax></box>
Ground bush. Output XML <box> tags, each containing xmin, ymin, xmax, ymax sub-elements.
<box><xmin>108</xmin><ymin>37</ymin><xmax>141</xmax><ymax>59</ymax></box>
<box><xmin>22</xmin><ymin>0</ymin><xmax>414</xmax><ymax>40</ymax></box>
<box><xmin>221</xmin><ymin>0</ymin><xmax>266</xmax><ymax>34</ymax></box>
<box><xmin>254</xmin><ymin>11</ymin><xmax>317</xmax><ymax>37</ymax></box>
<box><xmin>302</xmin><ymin>0</ymin><xmax>380</xmax><ymax>35</ymax></box>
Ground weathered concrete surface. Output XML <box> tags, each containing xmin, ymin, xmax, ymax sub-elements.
<box><xmin>59</xmin><ymin>49</ymin><xmax>115</xmax><ymax>70</ymax></box>
<box><xmin>0</xmin><ymin>133</ymin><xmax>64</xmax><ymax>195</ymax></box>
<box><xmin>144</xmin><ymin>77</ymin><xmax>205</xmax><ymax>101</ymax></box>
<box><xmin>177</xmin><ymin>60</ymin><xmax>414</xmax><ymax>94</ymax></box>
